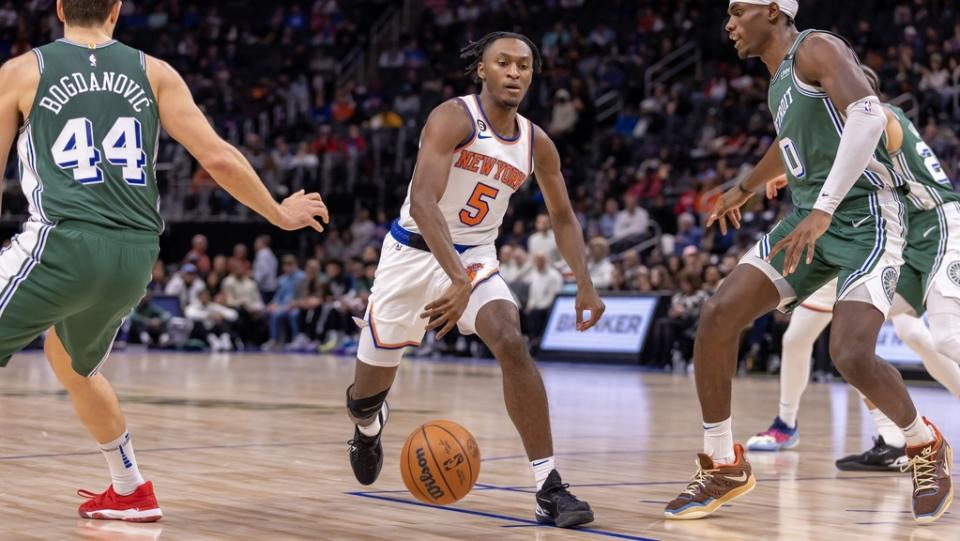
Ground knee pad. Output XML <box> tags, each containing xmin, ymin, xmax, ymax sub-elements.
<box><xmin>346</xmin><ymin>384</ymin><xmax>391</xmax><ymax>425</ymax></box>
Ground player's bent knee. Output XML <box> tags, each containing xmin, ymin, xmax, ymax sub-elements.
<box><xmin>43</xmin><ymin>330</ymin><xmax>89</xmax><ymax>385</ymax></box>
<box><xmin>828</xmin><ymin>341</ymin><xmax>870</xmax><ymax>379</ymax></box>
<box><xmin>490</xmin><ymin>330</ymin><xmax>530</xmax><ymax>366</ymax></box>
<box><xmin>930</xmin><ymin>327</ymin><xmax>960</xmax><ymax>363</ymax></box>
<box><xmin>890</xmin><ymin>315</ymin><xmax>927</xmax><ymax>350</ymax></box>
<box><xmin>697</xmin><ymin>297</ymin><xmax>729</xmax><ymax>332</ymax></box>
<box><xmin>782</xmin><ymin>325</ymin><xmax>807</xmax><ymax>350</ymax></box>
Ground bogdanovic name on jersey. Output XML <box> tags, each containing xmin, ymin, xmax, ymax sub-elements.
<box><xmin>38</xmin><ymin>71</ymin><xmax>153</xmax><ymax>115</ymax></box>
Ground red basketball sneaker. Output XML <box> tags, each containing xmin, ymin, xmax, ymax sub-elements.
<box><xmin>78</xmin><ymin>481</ymin><xmax>163</xmax><ymax>522</ymax></box>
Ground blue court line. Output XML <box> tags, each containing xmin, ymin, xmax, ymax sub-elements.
<box><xmin>346</xmin><ymin>491</ymin><xmax>659</xmax><ymax>541</ymax></box>
<box><xmin>359</xmin><ymin>473</ymin><xmax>960</xmax><ymax>497</ymax></box>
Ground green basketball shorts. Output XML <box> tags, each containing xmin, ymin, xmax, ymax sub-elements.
<box><xmin>0</xmin><ymin>220</ymin><xmax>158</xmax><ymax>376</ymax></box>
<box><xmin>740</xmin><ymin>190</ymin><xmax>906</xmax><ymax>315</ymax></box>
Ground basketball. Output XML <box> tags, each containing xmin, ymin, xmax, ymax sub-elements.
<box><xmin>400</xmin><ymin>420</ymin><xmax>481</xmax><ymax>505</ymax></box>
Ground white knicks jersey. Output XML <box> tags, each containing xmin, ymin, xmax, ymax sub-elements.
<box><xmin>397</xmin><ymin>94</ymin><xmax>535</xmax><ymax>246</ymax></box>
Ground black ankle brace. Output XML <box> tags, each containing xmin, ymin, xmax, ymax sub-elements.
<box><xmin>346</xmin><ymin>384</ymin><xmax>390</xmax><ymax>425</ymax></box>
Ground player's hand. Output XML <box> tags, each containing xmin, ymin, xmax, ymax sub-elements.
<box><xmin>706</xmin><ymin>186</ymin><xmax>752</xmax><ymax>235</ymax></box>
<box><xmin>767</xmin><ymin>210</ymin><xmax>832</xmax><ymax>276</ymax></box>
<box><xmin>420</xmin><ymin>279</ymin><xmax>472</xmax><ymax>340</ymax></box>
<box><xmin>765</xmin><ymin>175</ymin><xmax>789</xmax><ymax>199</ymax></box>
<box><xmin>575</xmin><ymin>284</ymin><xmax>605</xmax><ymax>331</ymax></box>
<box><xmin>274</xmin><ymin>190</ymin><xmax>329</xmax><ymax>232</ymax></box>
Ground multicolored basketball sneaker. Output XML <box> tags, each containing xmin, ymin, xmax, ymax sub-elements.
<box><xmin>77</xmin><ymin>481</ymin><xmax>162</xmax><ymax>522</ymax></box>
<box><xmin>746</xmin><ymin>417</ymin><xmax>799</xmax><ymax>452</ymax></box>
<box><xmin>903</xmin><ymin>419</ymin><xmax>953</xmax><ymax>524</ymax></box>
<box><xmin>664</xmin><ymin>443</ymin><xmax>756</xmax><ymax>520</ymax></box>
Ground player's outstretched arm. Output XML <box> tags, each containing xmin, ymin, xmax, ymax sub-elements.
<box><xmin>410</xmin><ymin>99</ymin><xmax>475</xmax><ymax>338</ymax></box>
<box><xmin>0</xmin><ymin>53</ymin><xmax>40</xmax><ymax>214</ymax></box>
<box><xmin>146</xmin><ymin>56</ymin><xmax>328</xmax><ymax>232</ymax></box>
<box><xmin>532</xmin><ymin>126</ymin><xmax>605</xmax><ymax>331</ymax></box>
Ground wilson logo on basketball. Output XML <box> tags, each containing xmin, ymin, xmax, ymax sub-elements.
<box><xmin>416</xmin><ymin>447</ymin><xmax>446</xmax><ymax>500</ymax></box>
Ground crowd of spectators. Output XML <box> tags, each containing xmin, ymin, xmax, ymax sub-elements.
<box><xmin>4</xmin><ymin>1</ymin><xmax>960</xmax><ymax>368</ymax></box>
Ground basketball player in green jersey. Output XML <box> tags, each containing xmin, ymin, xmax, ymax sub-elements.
<box><xmin>0</xmin><ymin>0</ymin><xmax>328</xmax><ymax>521</ymax></box>
<box><xmin>664</xmin><ymin>1</ymin><xmax>952</xmax><ymax>524</ymax></box>
<box><xmin>748</xmin><ymin>67</ymin><xmax>960</xmax><ymax>471</ymax></box>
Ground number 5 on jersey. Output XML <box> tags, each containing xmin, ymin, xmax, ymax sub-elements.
<box><xmin>459</xmin><ymin>183</ymin><xmax>499</xmax><ymax>226</ymax></box>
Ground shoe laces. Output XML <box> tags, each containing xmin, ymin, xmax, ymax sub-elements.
<box><xmin>347</xmin><ymin>433</ymin><xmax>377</xmax><ymax>453</ymax></box>
<box><xmin>901</xmin><ymin>446</ymin><xmax>938</xmax><ymax>494</ymax></box>
<box><xmin>681</xmin><ymin>460</ymin><xmax>713</xmax><ymax>497</ymax></box>
<box><xmin>540</xmin><ymin>481</ymin><xmax>581</xmax><ymax>506</ymax></box>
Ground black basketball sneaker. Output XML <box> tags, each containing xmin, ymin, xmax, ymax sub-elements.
<box><xmin>534</xmin><ymin>470</ymin><xmax>594</xmax><ymax>528</ymax></box>
<box><xmin>347</xmin><ymin>402</ymin><xmax>389</xmax><ymax>485</ymax></box>
<box><xmin>835</xmin><ymin>435</ymin><xmax>908</xmax><ymax>472</ymax></box>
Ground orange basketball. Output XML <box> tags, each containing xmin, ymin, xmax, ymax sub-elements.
<box><xmin>400</xmin><ymin>420</ymin><xmax>481</xmax><ymax>505</ymax></box>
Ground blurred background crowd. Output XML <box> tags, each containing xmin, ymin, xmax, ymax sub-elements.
<box><xmin>1</xmin><ymin>0</ymin><xmax>956</xmax><ymax>373</ymax></box>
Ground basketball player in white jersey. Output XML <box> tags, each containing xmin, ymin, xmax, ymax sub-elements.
<box><xmin>343</xmin><ymin>32</ymin><xmax>605</xmax><ymax>528</ymax></box>
<box><xmin>747</xmin><ymin>67</ymin><xmax>960</xmax><ymax>472</ymax></box>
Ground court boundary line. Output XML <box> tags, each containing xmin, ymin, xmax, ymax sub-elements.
<box><xmin>345</xmin><ymin>491</ymin><xmax>660</xmax><ymax>541</ymax></box>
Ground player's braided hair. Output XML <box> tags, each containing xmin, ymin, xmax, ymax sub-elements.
<box><xmin>460</xmin><ymin>32</ymin><xmax>542</xmax><ymax>83</ymax></box>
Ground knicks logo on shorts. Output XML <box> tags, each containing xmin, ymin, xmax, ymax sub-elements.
<box><xmin>947</xmin><ymin>261</ymin><xmax>960</xmax><ymax>287</ymax></box>
<box><xmin>465</xmin><ymin>263</ymin><xmax>483</xmax><ymax>281</ymax></box>
<box><xmin>881</xmin><ymin>266</ymin><xmax>899</xmax><ymax>302</ymax></box>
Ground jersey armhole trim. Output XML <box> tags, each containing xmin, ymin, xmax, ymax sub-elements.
<box><xmin>33</xmin><ymin>49</ymin><xmax>44</xmax><ymax>74</ymax></box>
<box><xmin>527</xmin><ymin>119</ymin><xmax>535</xmax><ymax>174</ymax></box>
<box><xmin>790</xmin><ymin>31</ymin><xmax>829</xmax><ymax>97</ymax></box>
<box><xmin>139</xmin><ymin>50</ymin><xmax>146</xmax><ymax>71</ymax></box>
<box><xmin>454</xmin><ymin>97</ymin><xmax>476</xmax><ymax>150</ymax></box>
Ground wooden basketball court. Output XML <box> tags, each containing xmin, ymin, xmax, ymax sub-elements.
<box><xmin>0</xmin><ymin>351</ymin><xmax>956</xmax><ymax>540</ymax></box>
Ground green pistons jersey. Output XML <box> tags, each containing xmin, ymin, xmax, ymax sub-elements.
<box><xmin>885</xmin><ymin>104</ymin><xmax>960</xmax><ymax>213</ymax></box>
<box><xmin>768</xmin><ymin>29</ymin><xmax>903</xmax><ymax>213</ymax></box>
<box><xmin>17</xmin><ymin>39</ymin><xmax>162</xmax><ymax>233</ymax></box>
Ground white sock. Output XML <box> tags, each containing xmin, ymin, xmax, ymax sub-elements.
<box><xmin>778</xmin><ymin>401</ymin><xmax>799</xmax><ymax>429</ymax></box>
<box><xmin>357</xmin><ymin>406</ymin><xmax>383</xmax><ymax>437</ymax></box>
<box><xmin>870</xmin><ymin>407</ymin><xmax>905</xmax><ymax>448</ymax></box>
<box><xmin>703</xmin><ymin>418</ymin><xmax>735</xmax><ymax>465</ymax></box>
<box><xmin>99</xmin><ymin>431</ymin><xmax>145</xmax><ymax>496</ymax></box>
<box><xmin>531</xmin><ymin>456</ymin><xmax>555</xmax><ymax>491</ymax></box>
<box><xmin>901</xmin><ymin>414</ymin><xmax>935</xmax><ymax>447</ymax></box>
